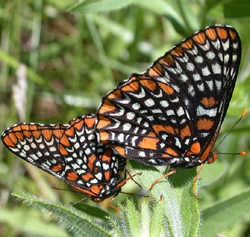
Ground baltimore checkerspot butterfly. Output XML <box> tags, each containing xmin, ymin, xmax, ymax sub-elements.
<box><xmin>1</xmin><ymin>114</ymin><xmax>132</xmax><ymax>209</ymax></box>
<box><xmin>96</xmin><ymin>25</ymin><xmax>245</xmax><ymax>196</ymax></box>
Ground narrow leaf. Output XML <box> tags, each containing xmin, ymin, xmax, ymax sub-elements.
<box><xmin>136</xmin><ymin>0</ymin><xmax>188</xmax><ymax>36</ymax></box>
<box><xmin>224</xmin><ymin>0</ymin><xmax>250</xmax><ymax>18</ymax></box>
<box><xmin>168</xmin><ymin>168</ymin><xmax>200</xmax><ymax>237</ymax></box>
<box><xmin>201</xmin><ymin>188</ymin><xmax>250</xmax><ymax>236</ymax></box>
<box><xmin>126</xmin><ymin>199</ymin><xmax>141</xmax><ymax>237</ymax></box>
<box><xmin>130</xmin><ymin>161</ymin><xmax>184</xmax><ymax>236</ymax></box>
<box><xmin>150</xmin><ymin>196</ymin><xmax>165</xmax><ymax>237</ymax></box>
<box><xmin>140</xmin><ymin>200</ymin><xmax>150</xmax><ymax>237</ymax></box>
<box><xmin>12</xmin><ymin>192</ymin><xmax>112</xmax><ymax>237</ymax></box>
<box><xmin>67</xmin><ymin>0</ymin><xmax>136</xmax><ymax>13</ymax></box>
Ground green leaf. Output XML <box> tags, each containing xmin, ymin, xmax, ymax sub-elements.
<box><xmin>0</xmin><ymin>208</ymin><xmax>68</xmax><ymax>237</ymax></box>
<box><xmin>168</xmin><ymin>168</ymin><xmax>200</xmax><ymax>237</ymax></box>
<box><xmin>140</xmin><ymin>200</ymin><xmax>150</xmax><ymax>236</ymax></box>
<box><xmin>67</xmin><ymin>0</ymin><xmax>136</xmax><ymax>13</ymax></box>
<box><xmin>224</xmin><ymin>0</ymin><xmax>250</xmax><ymax>18</ymax></box>
<box><xmin>150</xmin><ymin>196</ymin><xmax>165</xmax><ymax>237</ymax></box>
<box><xmin>73</xmin><ymin>203</ymin><xmax>110</xmax><ymax>220</ymax></box>
<box><xmin>0</xmin><ymin>48</ymin><xmax>45</xmax><ymax>85</ymax></box>
<box><xmin>12</xmin><ymin>192</ymin><xmax>112</xmax><ymax>237</ymax></box>
<box><xmin>126</xmin><ymin>199</ymin><xmax>141</xmax><ymax>236</ymax></box>
<box><xmin>201</xmin><ymin>188</ymin><xmax>250</xmax><ymax>236</ymax></box>
<box><xmin>136</xmin><ymin>0</ymin><xmax>188</xmax><ymax>37</ymax></box>
<box><xmin>199</xmin><ymin>160</ymin><xmax>229</xmax><ymax>187</ymax></box>
<box><xmin>130</xmin><ymin>160</ymin><xmax>201</xmax><ymax>236</ymax></box>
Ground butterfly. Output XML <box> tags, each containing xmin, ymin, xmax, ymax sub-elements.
<box><xmin>2</xmin><ymin>114</ymin><xmax>130</xmax><ymax>208</ymax></box>
<box><xmin>96</xmin><ymin>25</ymin><xmax>243</xmax><ymax>195</ymax></box>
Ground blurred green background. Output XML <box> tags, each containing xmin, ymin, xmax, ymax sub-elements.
<box><xmin>0</xmin><ymin>0</ymin><xmax>250</xmax><ymax>236</ymax></box>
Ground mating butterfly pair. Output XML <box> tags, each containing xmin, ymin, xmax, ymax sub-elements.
<box><xmin>1</xmin><ymin>25</ymin><xmax>242</xmax><ymax>206</ymax></box>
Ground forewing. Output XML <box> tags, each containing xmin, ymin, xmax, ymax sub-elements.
<box><xmin>146</xmin><ymin>25</ymin><xmax>241</xmax><ymax>161</ymax></box>
<box><xmin>97</xmin><ymin>25</ymin><xmax>241</xmax><ymax>166</ymax></box>
<box><xmin>1</xmin><ymin>122</ymin><xmax>68</xmax><ymax>178</ymax></box>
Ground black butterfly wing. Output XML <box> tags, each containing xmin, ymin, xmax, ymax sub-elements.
<box><xmin>59</xmin><ymin>114</ymin><xmax>127</xmax><ymax>201</ymax></box>
<box><xmin>1</xmin><ymin>114</ymin><xmax>127</xmax><ymax>201</ymax></box>
<box><xmin>96</xmin><ymin>25</ymin><xmax>241</xmax><ymax>168</ymax></box>
<box><xmin>1</xmin><ymin>121</ymin><xmax>69</xmax><ymax>178</ymax></box>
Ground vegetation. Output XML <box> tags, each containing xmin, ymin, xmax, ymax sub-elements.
<box><xmin>0</xmin><ymin>0</ymin><xmax>250</xmax><ymax>236</ymax></box>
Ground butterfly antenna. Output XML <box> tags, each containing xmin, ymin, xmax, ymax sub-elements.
<box><xmin>213</xmin><ymin>109</ymin><xmax>248</xmax><ymax>152</ymax></box>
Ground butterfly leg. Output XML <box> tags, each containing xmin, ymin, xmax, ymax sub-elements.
<box><xmin>108</xmin><ymin>192</ymin><xmax>120</xmax><ymax>211</ymax></box>
<box><xmin>125</xmin><ymin>170</ymin><xmax>142</xmax><ymax>188</ymax></box>
<box><xmin>108</xmin><ymin>172</ymin><xmax>142</xmax><ymax>211</ymax></box>
<box><xmin>192</xmin><ymin>163</ymin><xmax>204</xmax><ymax>199</ymax></box>
<box><xmin>149</xmin><ymin>168</ymin><xmax>176</xmax><ymax>190</ymax></box>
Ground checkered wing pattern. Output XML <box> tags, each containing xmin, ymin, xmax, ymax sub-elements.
<box><xmin>1</xmin><ymin>114</ymin><xmax>126</xmax><ymax>202</ymax></box>
<box><xmin>97</xmin><ymin>25</ymin><xmax>241</xmax><ymax>168</ymax></box>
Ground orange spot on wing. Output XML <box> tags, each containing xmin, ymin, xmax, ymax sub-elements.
<box><xmin>104</xmin><ymin>171</ymin><xmax>111</xmax><ymax>181</ymax></box>
<box><xmin>200</xmin><ymin>131</ymin><xmax>219</xmax><ymax>162</ymax></box>
<box><xmin>200</xmin><ymin>97</ymin><xmax>216</xmax><ymax>107</ymax></box>
<box><xmin>123</xmin><ymin>80</ymin><xmax>139</xmax><ymax>92</ymax></box>
<box><xmin>60</xmin><ymin>134</ymin><xmax>71</xmax><ymax>146</ymax></box>
<box><xmin>99</xmin><ymin>131</ymin><xmax>110</xmax><ymax>143</ymax></box>
<box><xmin>81</xmin><ymin>173</ymin><xmax>94</xmax><ymax>181</ymax></box>
<box><xmin>42</xmin><ymin>129</ymin><xmax>52</xmax><ymax>141</ymax></box>
<box><xmin>65</xmin><ymin>127</ymin><xmax>75</xmax><ymax>137</ymax></box>
<box><xmin>164</xmin><ymin>148</ymin><xmax>179</xmax><ymax>156</ymax></box>
<box><xmin>149</xmin><ymin>63</ymin><xmax>163</xmax><ymax>76</ymax></box>
<box><xmin>186</xmin><ymin>142</ymin><xmax>201</xmax><ymax>156</ymax></box>
<box><xmin>229</xmin><ymin>29</ymin><xmax>237</xmax><ymax>40</ymax></box>
<box><xmin>99</xmin><ymin>99</ymin><xmax>116</xmax><ymax>114</ymax></box>
<box><xmin>108</xmin><ymin>90</ymin><xmax>122</xmax><ymax>99</ymax></box>
<box><xmin>180</xmin><ymin>125</ymin><xmax>191</xmax><ymax>140</ymax></box>
<box><xmin>23</xmin><ymin>131</ymin><xmax>31</xmax><ymax>138</ymax></box>
<box><xmin>140</xmin><ymin>79</ymin><xmax>156</xmax><ymax>91</ymax></box>
<box><xmin>97</xmin><ymin>116</ymin><xmax>112</xmax><ymax>130</ymax></box>
<box><xmin>51</xmin><ymin>164</ymin><xmax>62</xmax><ymax>172</ymax></box>
<box><xmin>88</xmin><ymin>155</ymin><xmax>96</xmax><ymax>170</ymax></box>
<box><xmin>138</xmin><ymin>137</ymin><xmax>158</xmax><ymax>150</ymax></box>
<box><xmin>67</xmin><ymin>172</ymin><xmax>78</xmax><ymax>181</ymax></box>
<box><xmin>181</xmin><ymin>39</ymin><xmax>193</xmax><ymax>49</ymax></box>
<box><xmin>197</xmin><ymin>119</ymin><xmax>214</xmax><ymax>131</ymax></box>
<box><xmin>102</xmin><ymin>149</ymin><xmax>111</xmax><ymax>162</ymax></box>
<box><xmin>171</xmin><ymin>46</ymin><xmax>183</xmax><ymax>56</ymax></box>
<box><xmin>216</xmin><ymin>28</ymin><xmax>227</xmax><ymax>40</ymax></box>
<box><xmin>159</xmin><ymin>54</ymin><xmax>174</xmax><ymax>66</ymax></box>
<box><xmin>32</xmin><ymin>130</ymin><xmax>41</xmax><ymax>139</ymax></box>
<box><xmin>90</xmin><ymin>185</ymin><xmax>103</xmax><ymax>195</ymax></box>
<box><xmin>85</xmin><ymin>117</ymin><xmax>95</xmax><ymax>128</ymax></box>
<box><xmin>29</xmin><ymin>124</ymin><xmax>38</xmax><ymax>130</ymax></box>
<box><xmin>59</xmin><ymin>144</ymin><xmax>68</xmax><ymax>155</ymax></box>
<box><xmin>128</xmin><ymin>76</ymin><xmax>137</xmax><ymax>82</ymax></box>
<box><xmin>153</xmin><ymin>124</ymin><xmax>176</xmax><ymax>136</ymax></box>
<box><xmin>148</xmin><ymin>131</ymin><xmax>157</xmax><ymax>137</ymax></box>
<box><xmin>111</xmin><ymin>146</ymin><xmax>125</xmax><ymax>156</ymax></box>
<box><xmin>53</xmin><ymin>129</ymin><xmax>65</xmax><ymax>139</ymax></box>
<box><xmin>205</xmin><ymin>28</ymin><xmax>217</xmax><ymax>40</ymax></box>
<box><xmin>193</xmin><ymin>32</ymin><xmax>206</xmax><ymax>44</ymax></box>
<box><xmin>158</xmin><ymin>82</ymin><xmax>174</xmax><ymax>95</ymax></box>
<box><xmin>20</xmin><ymin>124</ymin><xmax>29</xmax><ymax>130</ymax></box>
<box><xmin>3</xmin><ymin>135</ymin><xmax>16</xmax><ymax>147</ymax></box>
